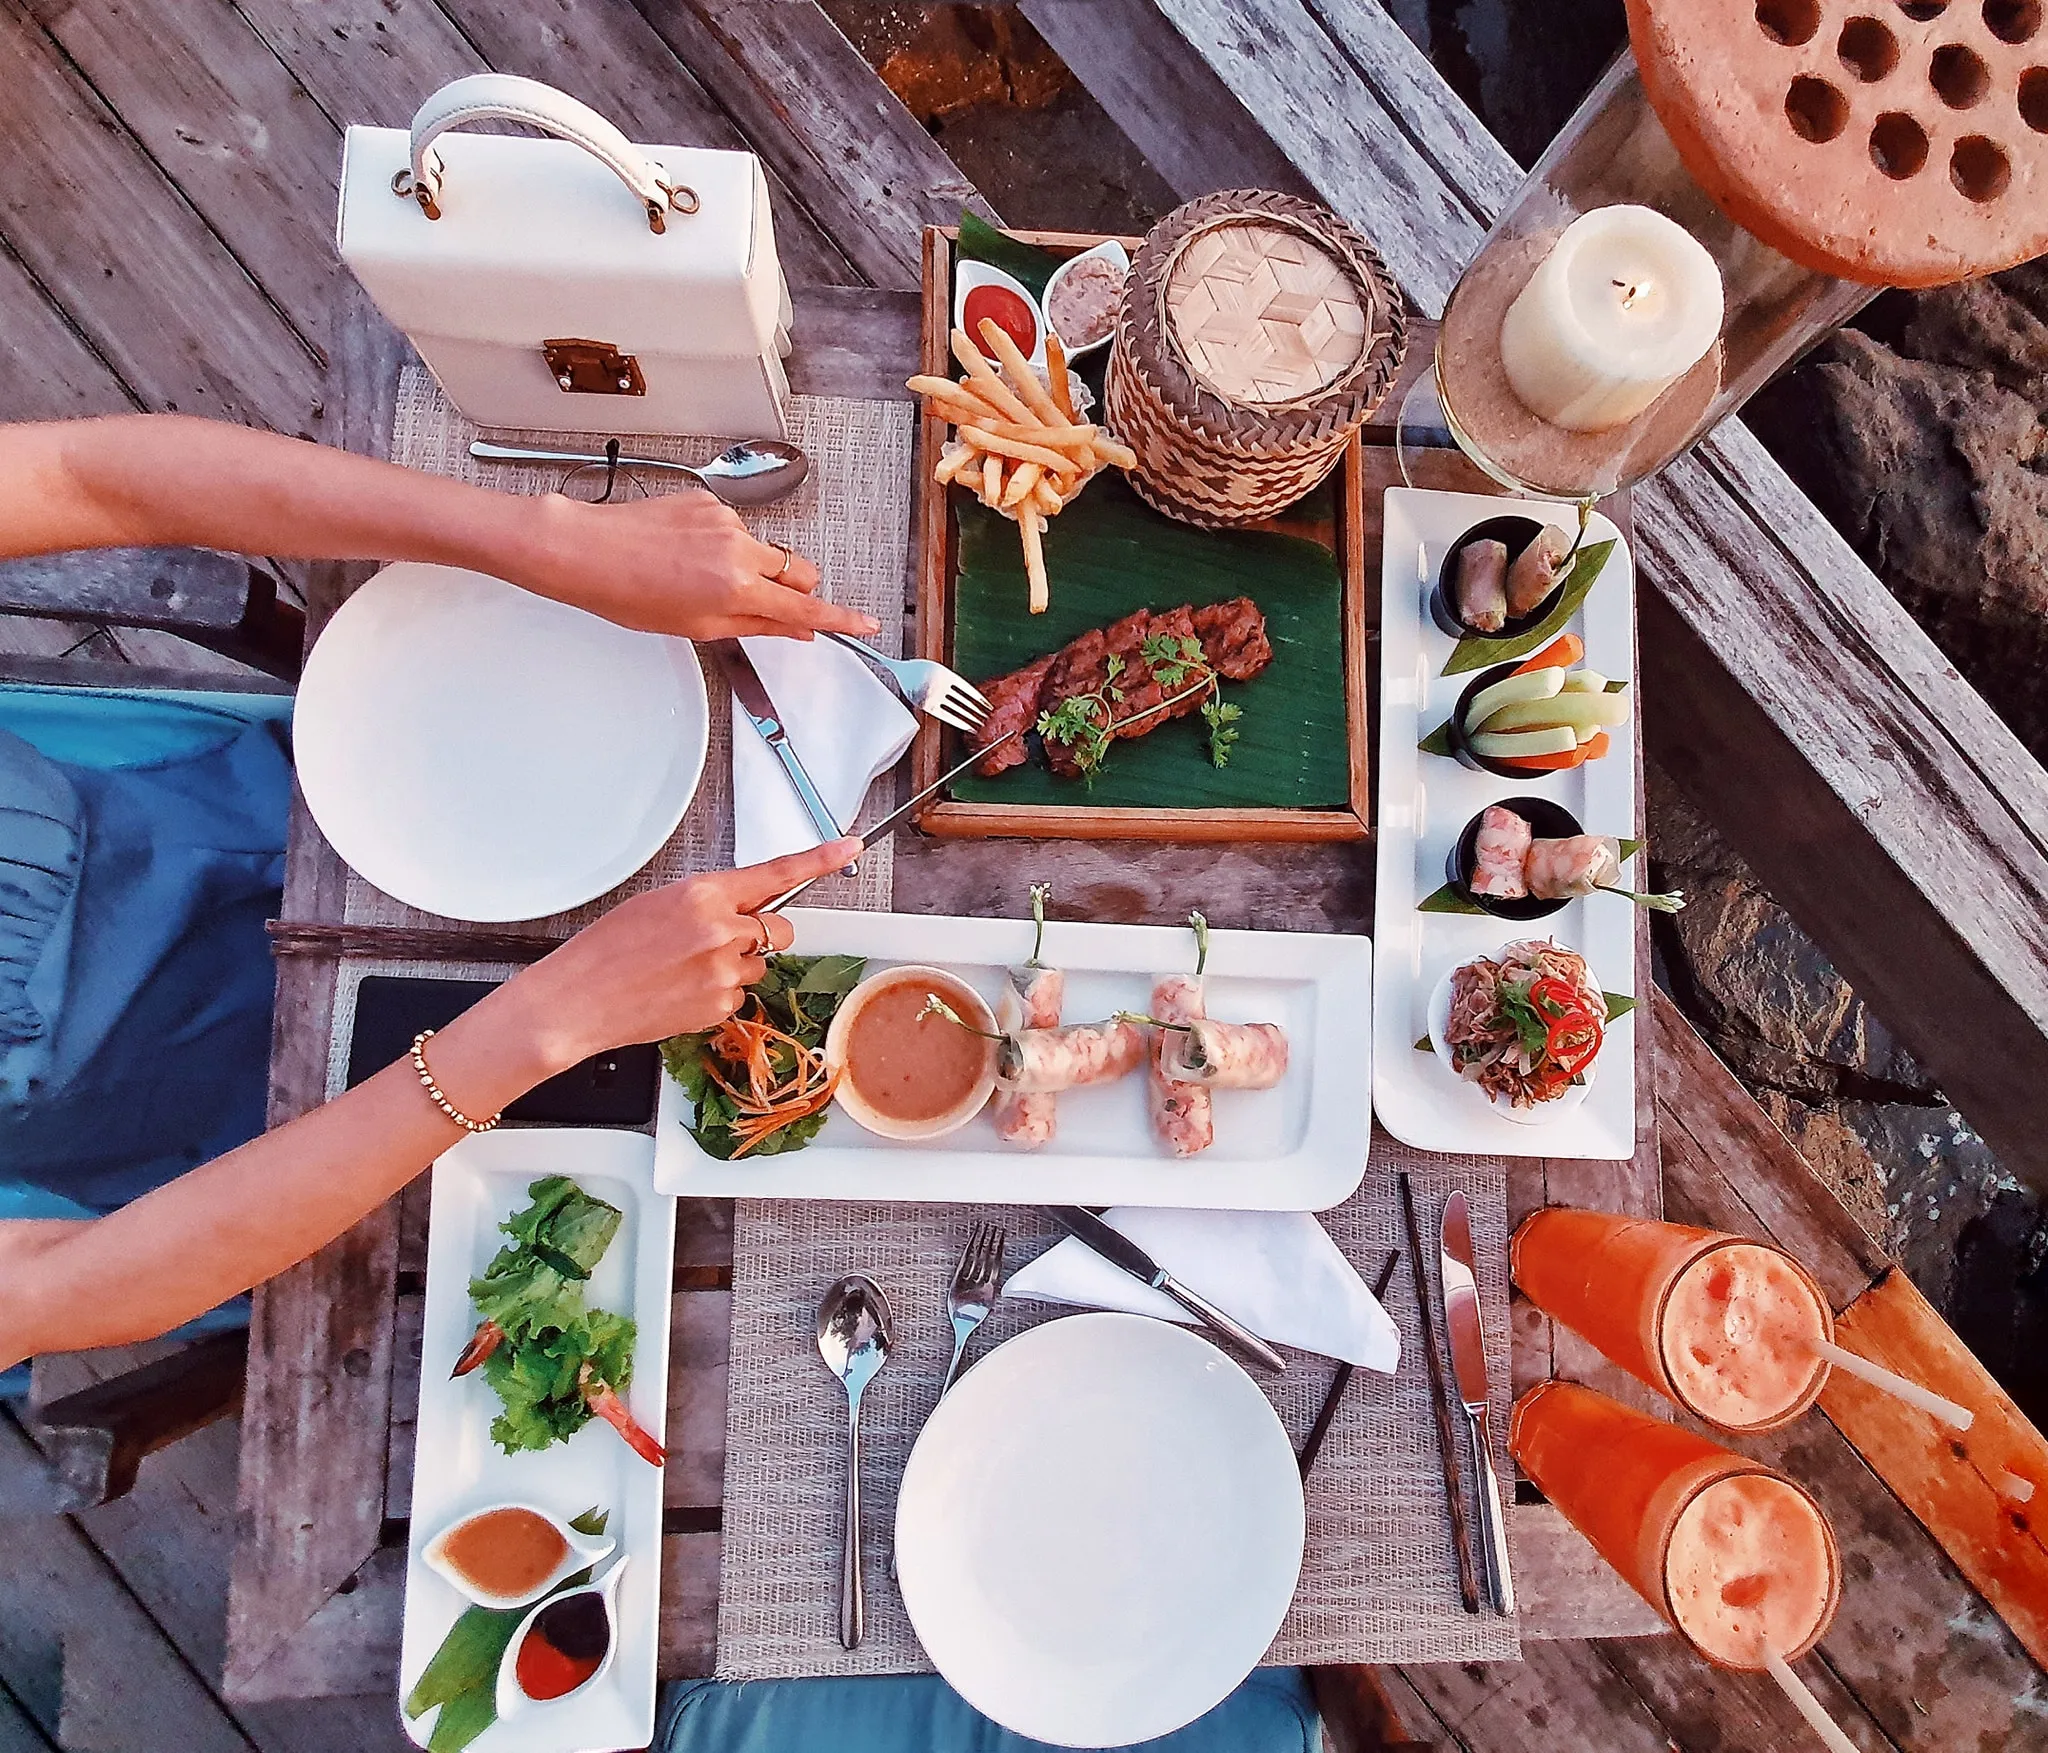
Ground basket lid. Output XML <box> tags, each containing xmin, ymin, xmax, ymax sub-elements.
<box><xmin>1626</xmin><ymin>0</ymin><xmax>2048</xmax><ymax>286</ymax></box>
<box><xmin>1118</xmin><ymin>190</ymin><xmax>1405</xmax><ymax>449</ymax></box>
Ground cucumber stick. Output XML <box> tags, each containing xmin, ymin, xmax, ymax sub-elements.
<box><xmin>1462</xmin><ymin>666</ymin><xmax>1563</xmax><ymax>730</ymax></box>
<box><xmin>1472</xmin><ymin>725</ymin><xmax>1578</xmax><ymax>759</ymax></box>
<box><xmin>1478</xmin><ymin>687</ymin><xmax>1631</xmax><ymax>736</ymax></box>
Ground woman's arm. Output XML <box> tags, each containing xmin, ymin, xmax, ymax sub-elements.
<box><xmin>0</xmin><ymin>414</ymin><xmax>875</xmax><ymax>641</ymax></box>
<box><xmin>0</xmin><ymin>837</ymin><xmax>858</xmax><ymax>1369</ymax></box>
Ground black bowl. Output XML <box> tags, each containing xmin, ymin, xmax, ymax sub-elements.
<box><xmin>1428</xmin><ymin>513</ymin><xmax>1568</xmax><ymax>642</ymax></box>
<box><xmin>1448</xmin><ymin>796</ymin><xmax>1584</xmax><ymax>920</ymax></box>
<box><xmin>1446</xmin><ymin>661</ymin><xmax>1570</xmax><ymax>779</ymax></box>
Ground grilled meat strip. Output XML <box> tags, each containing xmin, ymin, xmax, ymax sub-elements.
<box><xmin>972</xmin><ymin>597</ymin><xmax>1272</xmax><ymax>778</ymax></box>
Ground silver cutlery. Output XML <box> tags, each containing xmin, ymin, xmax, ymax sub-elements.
<box><xmin>468</xmin><ymin>437</ymin><xmax>810</xmax><ymax>506</ymax></box>
<box><xmin>1398</xmin><ymin>1171</ymin><xmax>1480</xmax><ymax>1614</ymax></box>
<box><xmin>940</xmin><ymin>1221</ymin><xmax>1007</xmax><ymax>1395</ymax></box>
<box><xmin>761</xmin><ymin>723</ymin><xmax>1028</xmax><ymax>912</ymax></box>
<box><xmin>816</xmin><ymin>1274</ymin><xmax>895</xmax><ymax>1650</ymax></box>
<box><xmin>1441</xmin><ymin>1191</ymin><xmax>1515</xmax><ymax>1615</ymax></box>
<box><xmin>705</xmin><ymin>638</ymin><xmax>845</xmax><ymax>849</ymax></box>
<box><xmin>1042</xmin><ymin>1206</ymin><xmax>1286</xmax><ymax>1374</ymax></box>
<box><xmin>819</xmin><ymin>631</ymin><xmax>994</xmax><ymax>738</ymax></box>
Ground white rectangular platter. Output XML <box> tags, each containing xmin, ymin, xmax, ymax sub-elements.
<box><xmin>651</xmin><ymin>908</ymin><xmax>1373</xmax><ymax>1210</ymax></box>
<box><xmin>399</xmin><ymin>1129</ymin><xmax>675</xmax><ymax>1753</ymax></box>
<box><xmin>1371</xmin><ymin>486</ymin><xmax>1639</xmax><ymax>1159</ymax></box>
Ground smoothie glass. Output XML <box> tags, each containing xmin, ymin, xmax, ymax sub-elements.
<box><xmin>1510</xmin><ymin>1381</ymin><xmax>1841</xmax><ymax>1669</ymax></box>
<box><xmin>1510</xmin><ymin>1208</ymin><xmax>1833</xmax><ymax>1433</ymax></box>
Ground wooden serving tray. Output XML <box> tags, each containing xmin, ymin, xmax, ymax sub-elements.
<box><xmin>909</xmin><ymin>224</ymin><xmax>1373</xmax><ymax>844</ymax></box>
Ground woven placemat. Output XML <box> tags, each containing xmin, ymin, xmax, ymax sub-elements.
<box><xmin>716</xmin><ymin>1141</ymin><xmax>1520</xmax><ymax>1676</ymax></box>
<box><xmin>351</xmin><ymin>369</ymin><xmax>914</xmax><ymax>937</ymax></box>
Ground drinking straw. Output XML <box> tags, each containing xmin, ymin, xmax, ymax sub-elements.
<box><xmin>1814</xmin><ymin>1341</ymin><xmax>1974</xmax><ymax>1431</ymax></box>
<box><xmin>1994</xmin><ymin>1467</ymin><xmax>2035</xmax><ymax>1503</ymax></box>
<box><xmin>1762</xmin><ymin>1647</ymin><xmax>1861</xmax><ymax>1753</ymax></box>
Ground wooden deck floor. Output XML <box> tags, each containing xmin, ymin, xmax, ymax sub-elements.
<box><xmin>3</xmin><ymin>3</ymin><xmax>2043</xmax><ymax>1750</ymax></box>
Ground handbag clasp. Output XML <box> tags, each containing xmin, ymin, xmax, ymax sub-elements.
<box><xmin>542</xmin><ymin>338</ymin><xmax>646</xmax><ymax>396</ymax></box>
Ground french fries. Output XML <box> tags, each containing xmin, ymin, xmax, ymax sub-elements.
<box><xmin>907</xmin><ymin>316</ymin><xmax>1133</xmax><ymax>615</ymax></box>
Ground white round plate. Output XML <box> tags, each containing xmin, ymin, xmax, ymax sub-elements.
<box><xmin>294</xmin><ymin>563</ymin><xmax>708</xmax><ymax>921</ymax></box>
<box><xmin>1426</xmin><ymin>963</ymin><xmax>1595</xmax><ymax>1124</ymax></box>
<box><xmin>894</xmin><ymin>1312</ymin><xmax>1304</xmax><ymax>1749</ymax></box>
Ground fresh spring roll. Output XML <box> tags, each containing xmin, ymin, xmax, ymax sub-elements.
<box><xmin>1506</xmin><ymin>525</ymin><xmax>1572</xmax><ymax>617</ymax></box>
<box><xmin>1158</xmin><ymin>1018</ymin><xmax>1289</xmax><ymax>1089</ymax></box>
<box><xmin>1524</xmin><ymin>834</ymin><xmax>1623</xmax><ymax>901</ymax></box>
<box><xmin>1149</xmin><ymin>971</ymin><xmax>1214</xmax><ymax>1157</ymax></box>
<box><xmin>997</xmin><ymin>1017</ymin><xmax>1145</xmax><ymax>1094</ymax></box>
<box><xmin>1454</xmin><ymin>538</ymin><xmax>1509</xmax><ymax>633</ymax></box>
<box><xmin>1470</xmin><ymin>804</ymin><xmax>1533</xmax><ymax>899</ymax></box>
<box><xmin>993</xmin><ymin>964</ymin><xmax>1064</xmax><ymax>1147</ymax></box>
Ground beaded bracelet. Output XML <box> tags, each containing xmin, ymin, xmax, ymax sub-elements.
<box><xmin>411</xmin><ymin>1029</ymin><xmax>502</xmax><ymax>1134</ymax></box>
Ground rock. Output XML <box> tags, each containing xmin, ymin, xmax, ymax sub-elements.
<box><xmin>1743</xmin><ymin>276</ymin><xmax>2048</xmax><ymax>758</ymax></box>
<box><xmin>1755</xmin><ymin>1092</ymin><xmax>1895</xmax><ymax>1247</ymax></box>
<box><xmin>868</xmin><ymin>6</ymin><xmax>1071</xmax><ymax>125</ymax></box>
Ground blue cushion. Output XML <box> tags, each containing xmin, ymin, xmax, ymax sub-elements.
<box><xmin>655</xmin><ymin>1669</ymin><xmax>1320</xmax><ymax>1753</ymax></box>
<box><xmin>0</xmin><ymin>686</ymin><xmax>292</xmax><ymax>1211</ymax></box>
<box><xmin>0</xmin><ymin>730</ymin><xmax>83</xmax><ymax>1054</ymax></box>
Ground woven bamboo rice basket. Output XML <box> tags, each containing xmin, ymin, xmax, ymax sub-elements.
<box><xmin>1106</xmin><ymin>190</ymin><xmax>1406</xmax><ymax>528</ymax></box>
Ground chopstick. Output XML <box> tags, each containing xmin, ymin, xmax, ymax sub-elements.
<box><xmin>1296</xmin><ymin>1249</ymin><xmax>1401</xmax><ymax>1480</ymax></box>
<box><xmin>1399</xmin><ymin>1171</ymin><xmax>1481</xmax><ymax>1614</ymax></box>
<box><xmin>266</xmin><ymin>921</ymin><xmax>566</xmax><ymax>963</ymax></box>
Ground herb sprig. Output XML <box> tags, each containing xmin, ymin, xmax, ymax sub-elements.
<box><xmin>1035</xmin><ymin>634</ymin><xmax>1246</xmax><ymax>783</ymax></box>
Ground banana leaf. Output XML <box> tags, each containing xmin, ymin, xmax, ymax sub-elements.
<box><xmin>947</xmin><ymin>474</ymin><xmax>1353</xmax><ymax>810</ymax></box>
<box><xmin>956</xmin><ymin>212</ymin><xmax>1061</xmax><ymax>298</ymax></box>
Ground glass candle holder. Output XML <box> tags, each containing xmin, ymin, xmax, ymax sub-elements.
<box><xmin>1431</xmin><ymin>51</ymin><xmax>1875</xmax><ymax>503</ymax></box>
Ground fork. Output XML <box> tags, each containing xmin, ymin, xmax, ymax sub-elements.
<box><xmin>819</xmin><ymin>630</ymin><xmax>994</xmax><ymax>737</ymax></box>
<box><xmin>940</xmin><ymin>1220</ymin><xmax>1007</xmax><ymax>1396</ymax></box>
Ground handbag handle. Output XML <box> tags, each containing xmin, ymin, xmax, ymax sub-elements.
<box><xmin>396</xmin><ymin>73</ymin><xmax>698</xmax><ymax>233</ymax></box>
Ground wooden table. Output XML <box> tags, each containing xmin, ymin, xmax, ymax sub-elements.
<box><xmin>218</xmin><ymin>8</ymin><xmax>2048</xmax><ymax>1743</ymax></box>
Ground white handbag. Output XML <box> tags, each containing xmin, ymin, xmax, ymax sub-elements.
<box><xmin>337</xmin><ymin>74</ymin><xmax>791</xmax><ymax>439</ymax></box>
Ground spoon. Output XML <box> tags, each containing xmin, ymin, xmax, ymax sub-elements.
<box><xmin>468</xmin><ymin>438</ymin><xmax>811</xmax><ymax>506</ymax></box>
<box><xmin>816</xmin><ymin>1274</ymin><xmax>895</xmax><ymax>1650</ymax></box>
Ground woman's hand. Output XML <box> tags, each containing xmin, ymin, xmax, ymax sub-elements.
<box><xmin>492</xmin><ymin>838</ymin><xmax>864</xmax><ymax>1070</ymax></box>
<box><xmin>518</xmin><ymin>491</ymin><xmax>878</xmax><ymax>642</ymax></box>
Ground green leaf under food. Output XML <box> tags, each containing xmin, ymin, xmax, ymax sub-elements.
<box><xmin>1419</xmin><ymin>717</ymin><xmax>1456</xmax><ymax>758</ymax></box>
<box><xmin>569</xmin><ymin>1505</ymin><xmax>609</xmax><ymax>1537</ymax></box>
<box><xmin>1618</xmin><ymin>838</ymin><xmax>1642</xmax><ymax>861</ymax></box>
<box><xmin>1604</xmin><ymin>993</ymin><xmax>1636</xmax><ymax>1021</ymax></box>
<box><xmin>1442</xmin><ymin>539</ymin><xmax>1617</xmax><ymax>675</ymax></box>
<box><xmin>426</xmin><ymin>1685</ymin><xmax>498</xmax><ymax>1753</ymax></box>
<box><xmin>404</xmin><ymin>1603</ymin><xmax>524</xmax><ymax>1719</ymax></box>
<box><xmin>955</xmin><ymin>211</ymin><xmax>1060</xmax><ymax>299</ymax></box>
<box><xmin>1418</xmin><ymin>883</ymin><xmax>1489</xmax><ymax>915</ymax></box>
<box><xmin>1415</xmin><ymin>1034</ymin><xmax>1434</xmax><ymax>1052</ymax></box>
<box><xmin>947</xmin><ymin>473</ymin><xmax>1352</xmax><ymax>810</ymax></box>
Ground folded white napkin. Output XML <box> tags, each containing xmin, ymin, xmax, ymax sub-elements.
<box><xmin>729</xmin><ymin>635</ymin><xmax>917</xmax><ymax>866</ymax></box>
<box><xmin>1007</xmin><ymin>1207</ymin><xmax>1403</xmax><ymax>1371</ymax></box>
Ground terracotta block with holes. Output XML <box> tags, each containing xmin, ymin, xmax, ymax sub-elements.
<box><xmin>1627</xmin><ymin>0</ymin><xmax>2048</xmax><ymax>285</ymax></box>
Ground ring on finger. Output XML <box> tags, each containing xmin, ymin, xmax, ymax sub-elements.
<box><xmin>749</xmin><ymin>915</ymin><xmax>775</xmax><ymax>958</ymax></box>
<box><xmin>771</xmin><ymin>544</ymin><xmax>794</xmax><ymax>581</ymax></box>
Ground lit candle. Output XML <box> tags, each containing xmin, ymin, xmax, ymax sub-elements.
<box><xmin>1497</xmin><ymin>206</ymin><xmax>1724</xmax><ymax>433</ymax></box>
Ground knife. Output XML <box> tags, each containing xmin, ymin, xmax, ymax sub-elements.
<box><xmin>1042</xmin><ymin>1206</ymin><xmax>1286</xmax><ymax>1374</ymax></box>
<box><xmin>705</xmin><ymin>639</ymin><xmax>845</xmax><ymax>848</ymax></box>
<box><xmin>1441</xmin><ymin>1190</ymin><xmax>1515</xmax><ymax>1615</ymax></box>
<box><xmin>759</xmin><ymin>722</ymin><xmax>1028</xmax><ymax>913</ymax></box>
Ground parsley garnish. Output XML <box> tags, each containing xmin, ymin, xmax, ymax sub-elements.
<box><xmin>1036</xmin><ymin>629</ymin><xmax>1247</xmax><ymax>783</ymax></box>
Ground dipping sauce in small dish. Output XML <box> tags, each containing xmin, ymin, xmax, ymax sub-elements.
<box><xmin>963</xmin><ymin>283</ymin><xmax>1038</xmax><ymax>358</ymax></box>
<box><xmin>826</xmin><ymin>965</ymin><xmax>998</xmax><ymax>1141</ymax></box>
<box><xmin>424</xmin><ymin>1505</ymin><xmax>578</xmax><ymax>1606</ymax></box>
<box><xmin>1046</xmin><ymin>253</ymin><xmax>1127</xmax><ymax>350</ymax></box>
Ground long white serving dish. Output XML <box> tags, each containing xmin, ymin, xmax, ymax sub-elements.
<box><xmin>1371</xmin><ymin>487</ymin><xmax>1638</xmax><ymax>1159</ymax></box>
<box><xmin>651</xmin><ymin>908</ymin><xmax>1373</xmax><ymax>1210</ymax></box>
<box><xmin>398</xmin><ymin>1129</ymin><xmax>674</xmax><ymax>1753</ymax></box>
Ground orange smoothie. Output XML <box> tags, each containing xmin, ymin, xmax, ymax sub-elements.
<box><xmin>1511</xmin><ymin>1209</ymin><xmax>1833</xmax><ymax>1431</ymax></box>
<box><xmin>1510</xmin><ymin>1381</ymin><xmax>1840</xmax><ymax>1669</ymax></box>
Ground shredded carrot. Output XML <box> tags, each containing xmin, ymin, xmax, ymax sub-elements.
<box><xmin>698</xmin><ymin>998</ymin><xmax>842</xmax><ymax>1156</ymax></box>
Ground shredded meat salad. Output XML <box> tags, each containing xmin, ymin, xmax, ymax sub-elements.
<box><xmin>1443</xmin><ymin>939</ymin><xmax>1607</xmax><ymax>1109</ymax></box>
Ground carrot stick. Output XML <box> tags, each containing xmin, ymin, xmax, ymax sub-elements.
<box><xmin>1498</xmin><ymin>730</ymin><xmax>1606</xmax><ymax>772</ymax></box>
<box><xmin>1511</xmin><ymin>633</ymin><xmax>1583</xmax><ymax>676</ymax></box>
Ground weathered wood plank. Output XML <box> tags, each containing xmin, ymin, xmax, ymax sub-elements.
<box><xmin>1397</xmin><ymin>1637</ymin><xmax>1680</xmax><ymax>1751</ymax></box>
<box><xmin>227</xmin><ymin>0</ymin><xmax>488</xmax><ymax>133</ymax></box>
<box><xmin>627</xmin><ymin>0</ymin><xmax>996</xmax><ymax>290</ymax></box>
<box><xmin>1823</xmin><ymin>1268</ymin><xmax>2048</xmax><ymax>1673</ymax></box>
<box><xmin>0</xmin><ymin>236</ymin><xmax>136</xmax><ymax>422</ymax></box>
<box><xmin>0</xmin><ymin>1687</ymin><xmax>54</xmax><ymax>1753</ymax></box>
<box><xmin>0</xmin><ymin>6</ymin><xmax>319</xmax><ymax>434</ymax></box>
<box><xmin>428</xmin><ymin>0</ymin><xmax>858</xmax><ymax>288</ymax></box>
<box><xmin>664</xmin><ymin>1291</ymin><xmax>730</xmax><ymax>1512</ymax></box>
<box><xmin>658</xmin><ymin>1530</ymin><xmax>720</xmax><ymax>1679</ymax></box>
<box><xmin>228</xmin><ymin>1547</ymin><xmax>405</xmax><ymax>1705</ymax></box>
<box><xmin>1510</xmin><ymin>1507</ymin><xmax>1665</xmax><ymax>1642</ymax></box>
<box><xmin>787</xmin><ymin>285</ymin><xmax>919</xmax><ymax>401</ymax></box>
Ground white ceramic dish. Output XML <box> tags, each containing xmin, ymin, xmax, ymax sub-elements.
<box><xmin>952</xmin><ymin>260</ymin><xmax>1048</xmax><ymax>371</ymax></box>
<box><xmin>651</xmin><ymin>908</ymin><xmax>1373</xmax><ymax>1209</ymax></box>
<box><xmin>397</xmin><ymin>1130</ymin><xmax>674</xmax><ymax>1753</ymax></box>
<box><xmin>421</xmin><ymin>1502</ymin><xmax>616</xmax><ymax>1610</ymax></box>
<box><xmin>1424</xmin><ymin>963</ymin><xmax>1595</xmax><ymax>1126</ymax></box>
<box><xmin>1371</xmin><ymin>487</ymin><xmax>1637</xmax><ymax>1159</ymax></box>
<box><xmin>822</xmin><ymin>964</ymin><xmax>998</xmax><ymax>1140</ymax></box>
<box><xmin>295</xmin><ymin>562</ymin><xmax>708</xmax><ymax>922</ymax></box>
<box><xmin>894</xmin><ymin>1312</ymin><xmax>1304</xmax><ymax>1748</ymax></box>
<box><xmin>1041</xmin><ymin>238</ymin><xmax>1131</xmax><ymax>359</ymax></box>
<box><xmin>494</xmin><ymin>1558</ymin><xmax>630</xmax><ymax>1722</ymax></box>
